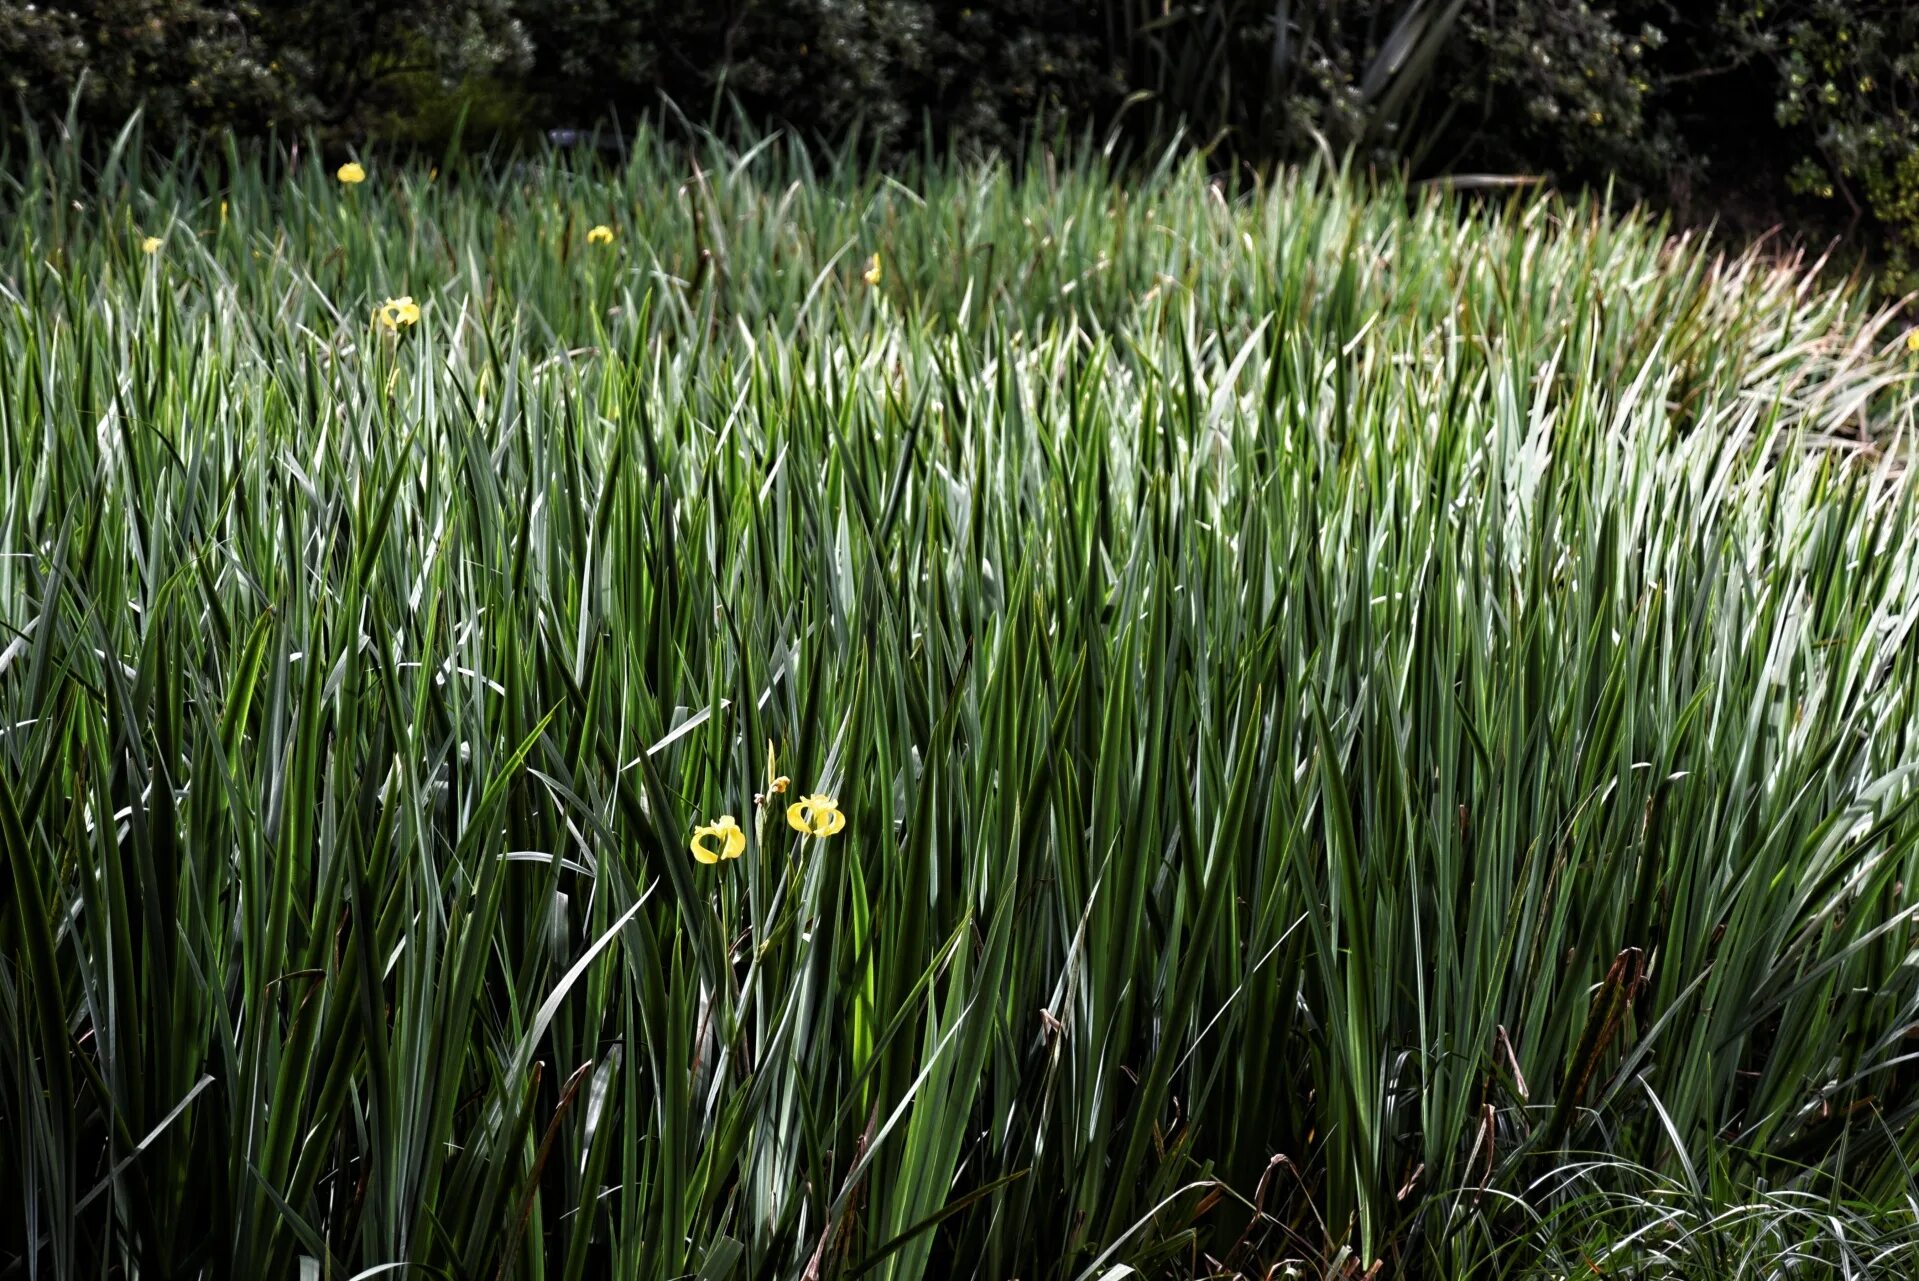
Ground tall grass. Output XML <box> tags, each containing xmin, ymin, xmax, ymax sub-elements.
<box><xmin>3</xmin><ymin>123</ymin><xmax>1919</xmax><ymax>1279</ymax></box>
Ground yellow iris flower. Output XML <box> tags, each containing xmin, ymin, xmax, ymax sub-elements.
<box><xmin>862</xmin><ymin>252</ymin><xmax>882</xmax><ymax>285</ymax></box>
<box><xmin>587</xmin><ymin>224</ymin><xmax>615</xmax><ymax>245</ymax></box>
<box><xmin>376</xmin><ymin>296</ymin><xmax>421</xmax><ymax>331</ymax></box>
<box><xmin>337</xmin><ymin>162</ymin><xmax>366</xmax><ymax>185</ymax></box>
<box><xmin>786</xmin><ymin>794</ymin><xmax>845</xmax><ymax>837</ymax></box>
<box><xmin>141</xmin><ymin>236</ymin><xmax>163</xmax><ymax>255</ymax></box>
<box><xmin>755</xmin><ymin>740</ymin><xmax>792</xmax><ymax>807</ymax></box>
<box><xmin>691</xmin><ymin>814</ymin><xmax>747</xmax><ymax>864</ymax></box>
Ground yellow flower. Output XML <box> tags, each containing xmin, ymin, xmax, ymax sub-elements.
<box><xmin>1908</xmin><ymin>331</ymin><xmax>1919</xmax><ymax>354</ymax></box>
<box><xmin>586</xmin><ymin>224</ymin><xmax>615</xmax><ymax>245</ymax></box>
<box><xmin>691</xmin><ymin>814</ymin><xmax>746</xmax><ymax>864</ymax></box>
<box><xmin>786</xmin><ymin>793</ymin><xmax>845</xmax><ymax>838</ymax></box>
<box><xmin>862</xmin><ymin>252</ymin><xmax>882</xmax><ymax>286</ymax></box>
<box><xmin>336</xmin><ymin>161</ymin><xmax>366</xmax><ymax>185</ymax></box>
<box><xmin>756</xmin><ymin>741</ymin><xmax>793</xmax><ymax>806</ymax></box>
<box><xmin>376</xmin><ymin>296</ymin><xmax>421</xmax><ymax>331</ymax></box>
<box><xmin>219</xmin><ymin>200</ymin><xmax>228</xmax><ymax>224</ymax></box>
<box><xmin>141</xmin><ymin>236</ymin><xmax>163</xmax><ymax>255</ymax></box>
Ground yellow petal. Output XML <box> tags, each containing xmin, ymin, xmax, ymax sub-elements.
<box><xmin>377</xmin><ymin>296</ymin><xmax>419</xmax><ymax>329</ymax></box>
<box><xmin>690</xmin><ymin>827</ymin><xmax>721</xmax><ymax>864</ymax></box>
<box><xmin>336</xmin><ymin>161</ymin><xmax>366</xmax><ymax>184</ymax></box>
<box><xmin>786</xmin><ymin>794</ymin><xmax>842</xmax><ymax>837</ymax></box>
<box><xmin>862</xmin><ymin>252</ymin><xmax>882</xmax><ymax>285</ymax></box>
<box><xmin>141</xmin><ymin>236</ymin><xmax>163</xmax><ymax>255</ymax></box>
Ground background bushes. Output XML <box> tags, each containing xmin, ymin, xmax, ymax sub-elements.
<box><xmin>0</xmin><ymin>1</ymin><xmax>531</xmax><ymax>141</ymax></box>
<box><xmin>3</xmin><ymin>0</ymin><xmax>1917</xmax><ymax>284</ymax></box>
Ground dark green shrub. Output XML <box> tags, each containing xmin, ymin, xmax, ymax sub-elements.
<box><xmin>262</xmin><ymin>0</ymin><xmax>530</xmax><ymax>128</ymax></box>
<box><xmin>1446</xmin><ymin>2</ymin><xmax>1669</xmax><ymax>179</ymax></box>
<box><xmin>0</xmin><ymin>1</ymin><xmax>301</xmax><ymax>138</ymax></box>
<box><xmin>0</xmin><ymin>0</ymin><xmax>529</xmax><ymax>143</ymax></box>
<box><xmin>515</xmin><ymin>1</ymin><xmax>933</xmax><ymax>153</ymax></box>
<box><xmin>1718</xmin><ymin>1</ymin><xmax>1919</xmax><ymax>289</ymax></box>
<box><xmin>921</xmin><ymin>1</ymin><xmax>1122</xmax><ymax>154</ymax></box>
<box><xmin>6</xmin><ymin>0</ymin><xmax>1919</xmax><ymax>280</ymax></box>
<box><xmin>513</xmin><ymin>0</ymin><xmax>1110</xmax><ymax>159</ymax></box>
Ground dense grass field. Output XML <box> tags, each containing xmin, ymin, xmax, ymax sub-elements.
<box><xmin>4</xmin><ymin>127</ymin><xmax>1919</xmax><ymax>1279</ymax></box>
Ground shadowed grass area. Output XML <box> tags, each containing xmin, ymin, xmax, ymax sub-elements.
<box><xmin>3</xmin><ymin>123</ymin><xmax>1919</xmax><ymax>1279</ymax></box>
